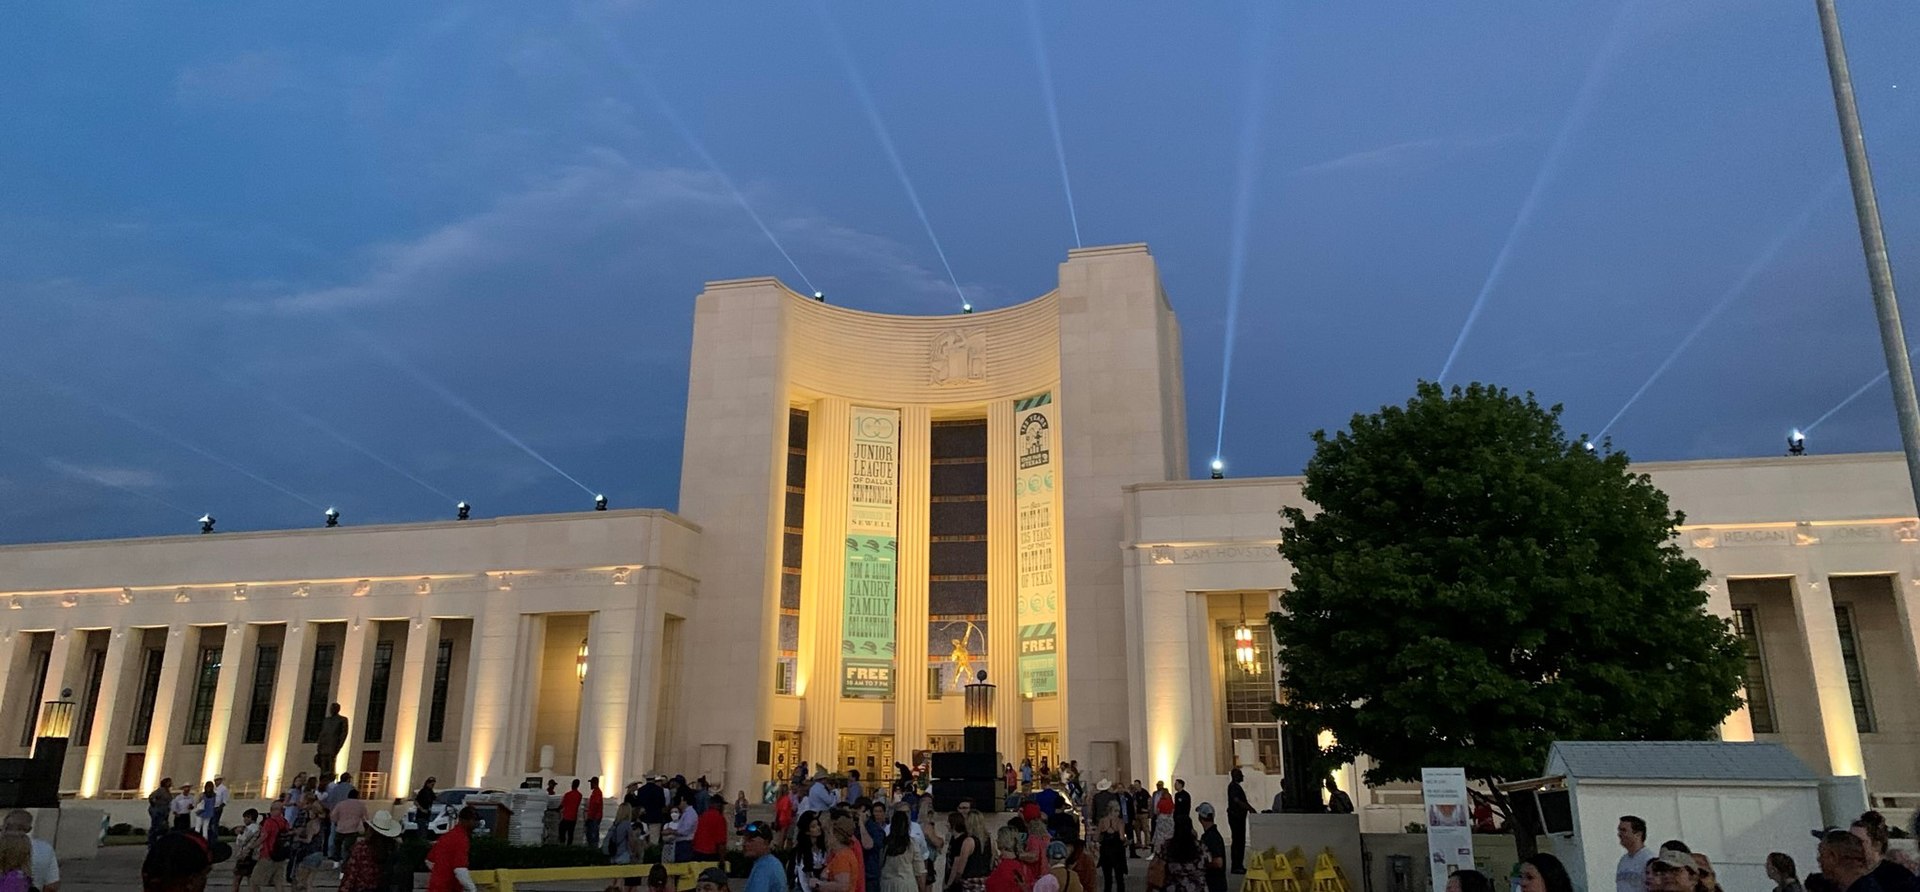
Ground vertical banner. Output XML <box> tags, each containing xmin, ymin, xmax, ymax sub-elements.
<box><xmin>1014</xmin><ymin>392</ymin><xmax>1059</xmax><ymax>697</ymax></box>
<box><xmin>1420</xmin><ymin>768</ymin><xmax>1475</xmax><ymax>892</ymax></box>
<box><xmin>843</xmin><ymin>407</ymin><xmax>900</xmax><ymax>698</ymax></box>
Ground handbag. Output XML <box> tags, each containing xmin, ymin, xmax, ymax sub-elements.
<box><xmin>1145</xmin><ymin>856</ymin><xmax>1166</xmax><ymax>891</ymax></box>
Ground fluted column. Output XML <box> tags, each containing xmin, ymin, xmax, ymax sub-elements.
<box><xmin>894</xmin><ymin>406</ymin><xmax>931</xmax><ymax>759</ymax></box>
<box><xmin>388</xmin><ymin>616</ymin><xmax>439</xmax><ymax>801</ymax></box>
<box><xmin>802</xmin><ymin>398</ymin><xmax>851</xmax><ymax>768</ymax></box>
<box><xmin>140</xmin><ymin>622</ymin><xmax>196</xmax><ymax>792</ymax></box>
<box><xmin>200</xmin><ymin>623</ymin><xmax>251</xmax><ymax>782</ymax></box>
<box><xmin>986</xmin><ymin>399</ymin><xmax>1022</xmax><ymax>753</ymax></box>
<box><xmin>80</xmin><ymin>626</ymin><xmax>132</xmax><ymax>797</ymax></box>
<box><xmin>261</xmin><ymin>621</ymin><xmax>311</xmax><ymax>794</ymax></box>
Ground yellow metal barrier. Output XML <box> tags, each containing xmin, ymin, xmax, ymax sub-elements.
<box><xmin>471</xmin><ymin>861</ymin><xmax>720</xmax><ymax>892</ymax></box>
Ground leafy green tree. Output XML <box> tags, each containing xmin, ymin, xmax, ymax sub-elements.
<box><xmin>1273</xmin><ymin>382</ymin><xmax>1745</xmax><ymax>854</ymax></box>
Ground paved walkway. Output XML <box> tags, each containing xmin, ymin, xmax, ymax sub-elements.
<box><xmin>62</xmin><ymin>843</ymin><xmax>1170</xmax><ymax>892</ymax></box>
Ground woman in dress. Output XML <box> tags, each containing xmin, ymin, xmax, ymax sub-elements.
<box><xmin>1097</xmin><ymin>804</ymin><xmax>1127</xmax><ymax>892</ymax></box>
<box><xmin>882</xmin><ymin>812</ymin><xmax>929</xmax><ymax>892</ymax></box>
<box><xmin>1156</xmin><ymin>817</ymin><xmax>1206</xmax><ymax>892</ymax></box>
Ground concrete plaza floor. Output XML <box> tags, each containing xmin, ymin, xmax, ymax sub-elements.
<box><xmin>60</xmin><ymin>842</ymin><xmax>1169</xmax><ymax>892</ymax></box>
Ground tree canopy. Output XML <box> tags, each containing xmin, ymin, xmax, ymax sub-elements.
<box><xmin>1273</xmin><ymin>382</ymin><xmax>1746</xmax><ymax>799</ymax></box>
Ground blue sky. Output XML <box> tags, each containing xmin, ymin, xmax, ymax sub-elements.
<box><xmin>2</xmin><ymin>2</ymin><xmax>1916</xmax><ymax>543</ymax></box>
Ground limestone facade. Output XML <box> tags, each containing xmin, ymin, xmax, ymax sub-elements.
<box><xmin>2</xmin><ymin>243</ymin><xmax>1916</xmax><ymax>825</ymax></box>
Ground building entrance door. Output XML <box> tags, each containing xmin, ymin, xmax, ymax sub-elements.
<box><xmin>837</xmin><ymin>734</ymin><xmax>894</xmax><ymax>781</ymax></box>
<box><xmin>1023</xmin><ymin>733</ymin><xmax>1058</xmax><ymax>776</ymax></box>
<box><xmin>772</xmin><ymin>731</ymin><xmax>804</xmax><ymax>783</ymax></box>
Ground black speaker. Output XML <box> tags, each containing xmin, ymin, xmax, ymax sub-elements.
<box><xmin>931</xmin><ymin>751</ymin><xmax>997</xmax><ymax>781</ymax></box>
<box><xmin>963</xmin><ymin>727</ymin><xmax>997</xmax><ymax>757</ymax></box>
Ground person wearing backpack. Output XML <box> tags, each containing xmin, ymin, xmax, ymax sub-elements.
<box><xmin>250</xmin><ymin>809</ymin><xmax>294</xmax><ymax>890</ymax></box>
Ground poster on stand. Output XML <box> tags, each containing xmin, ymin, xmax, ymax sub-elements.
<box><xmin>842</xmin><ymin>406</ymin><xmax>899</xmax><ymax>698</ymax></box>
<box><xmin>1013</xmin><ymin>391</ymin><xmax>1058</xmax><ymax>696</ymax></box>
<box><xmin>1421</xmin><ymin>767</ymin><xmax>1475</xmax><ymax>892</ymax></box>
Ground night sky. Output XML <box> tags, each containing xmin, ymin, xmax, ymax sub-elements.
<box><xmin>2</xmin><ymin>2</ymin><xmax>1916</xmax><ymax>544</ymax></box>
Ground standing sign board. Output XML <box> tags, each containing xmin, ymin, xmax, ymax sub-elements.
<box><xmin>1421</xmin><ymin>767</ymin><xmax>1475</xmax><ymax>892</ymax></box>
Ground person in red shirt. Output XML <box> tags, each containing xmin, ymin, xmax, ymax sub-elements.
<box><xmin>986</xmin><ymin>826</ymin><xmax>1027</xmax><ymax>892</ymax></box>
<box><xmin>691</xmin><ymin>797</ymin><xmax>729</xmax><ymax>861</ymax></box>
<box><xmin>586</xmin><ymin>777</ymin><xmax>607</xmax><ymax>850</ymax></box>
<box><xmin>559</xmin><ymin>779</ymin><xmax>584</xmax><ymax>845</ymax></box>
<box><xmin>427</xmin><ymin>806</ymin><xmax>479</xmax><ymax>892</ymax></box>
<box><xmin>774</xmin><ymin>785</ymin><xmax>796</xmax><ymax>846</ymax></box>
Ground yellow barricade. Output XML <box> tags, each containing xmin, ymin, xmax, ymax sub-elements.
<box><xmin>471</xmin><ymin>861</ymin><xmax>720</xmax><ymax>892</ymax></box>
<box><xmin>1310</xmin><ymin>848</ymin><xmax>1350</xmax><ymax>892</ymax></box>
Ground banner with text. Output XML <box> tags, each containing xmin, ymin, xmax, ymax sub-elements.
<box><xmin>1420</xmin><ymin>767</ymin><xmax>1475</xmax><ymax>892</ymax></box>
<box><xmin>1014</xmin><ymin>391</ymin><xmax>1059</xmax><ymax>697</ymax></box>
<box><xmin>843</xmin><ymin>406</ymin><xmax>900</xmax><ymax>698</ymax></box>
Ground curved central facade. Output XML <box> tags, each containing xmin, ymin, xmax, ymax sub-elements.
<box><xmin>673</xmin><ymin>243</ymin><xmax>1188</xmax><ymax>790</ymax></box>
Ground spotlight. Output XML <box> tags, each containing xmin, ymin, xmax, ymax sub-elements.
<box><xmin>1210</xmin><ymin>458</ymin><xmax>1225</xmax><ymax>480</ymax></box>
<box><xmin>199</xmin><ymin>514</ymin><xmax>216</xmax><ymax>535</ymax></box>
<box><xmin>456</xmin><ymin>501</ymin><xmax>470</xmax><ymax>521</ymax></box>
<box><xmin>594</xmin><ymin>494</ymin><xmax>608</xmax><ymax>511</ymax></box>
<box><xmin>961</xmin><ymin>302</ymin><xmax>973</xmax><ymax>314</ymax></box>
<box><xmin>1788</xmin><ymin>428</ymin><xmax>1806</xmax><ymax>456</ymax></box>
<box><xmin>1582</xmin><ymin>441</ymin><xmax>1596</xmax><ymax>453</ymax></box>
<box><xmin>813</xmin><ymin>291</ymin><xmax>825</xmax><ymax>302</ymax></box>
<box><xmin>324</xmin><ymin>507</ymin><xmax>339</xmax><ymax>528</ymax></box>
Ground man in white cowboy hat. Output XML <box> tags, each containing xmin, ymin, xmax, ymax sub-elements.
<box><xmin>1091</xmin><ymin>779</ymin><xmax>1118</xmax><ymax>834</ymax></box>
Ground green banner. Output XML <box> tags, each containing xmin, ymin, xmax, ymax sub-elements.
<box><xmin>1015</xmin><ymin>392</ymin><xmax>1059</xmax><ymax>696</ymax></box>
<box><xmin>843</xmin><ymin>406</ymin><xmax>899</xmax><ymax>698</ymax></box>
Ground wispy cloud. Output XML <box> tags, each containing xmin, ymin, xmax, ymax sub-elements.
<box><xmin>263</xmin><ymin>148</ymin><xmax>967</xmax><ymax>315</ymax></box>
<box><xmin>44</xmin><ymin>459</ymin><xmax>165</xmax><ymax>489</ymax></box>
<box><xmin>263</xmin><ymin>150</ymin><xmax>738</xmax><ymax>313</ymax></box>
<box><xmin>175</xmin><ymin>51</ymin><xmax>292</xmax><ymax>105</ymax></box>
<box><xmin>1293</xmin><ymin>132</ymin><xmax>1524</xmax><ymax>177</ymax></box>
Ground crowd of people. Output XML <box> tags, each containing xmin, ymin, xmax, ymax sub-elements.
<box><xmin>110</xmin><ymin>749</ymin><xmax>1920</xmax><ymax>892</ymax></box>
<box><xmin>1602</xmin><ymin>811</ymin><xmax>1919</xmax><ymax>892</ymax></box>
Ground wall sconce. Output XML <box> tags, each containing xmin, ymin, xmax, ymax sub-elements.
<box><xmin>1233</xmin><ymin>593</ymin><xmax>1261</xmax><ymax>675</ymax></box>
<box><xmin>576</xmin><ymin>638</ymin><xmax>589</xmax><ymax>684</ymax></box>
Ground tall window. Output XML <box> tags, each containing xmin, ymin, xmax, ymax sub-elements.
<box><xmin>777</xmin><ymin>408</ymin><xmax>808</xmax><ymax>695</ymax></box>
<box><xmin>929</xmin><ymin>419</ymin><xmax>988</xmax><ymax>699</ymax></box>
<box><xmin>75</xmin><ymin>648</ymin><xmax>107</xmax><ymax>746</ymax></box>
<box><xmin>128</xmin><ymin>647</ymin><xmax>166</xmax><ymax>746</ymax></box>
<box><xmin>427</xmin><ymin>639</ymin><xmax>453</xmax><ymax>743</ymax></box>
<box><xmin>1731</xmin><ymin>607</ymin><xmax>1776</xmax><ymax>734</ymax></box>
<box><xmin>1833</xmin><ymin>605</ymin><xmax>1875</xmax><ymax>733</ymax></box>
<box><xmin>244</xmin><ymin>645</ymin><xmax>280</xmax><ymax>745</ymax></box>
<box><xmin>183</xmin><ymin>646</ymin><xmax>223</xmax><ymax>745</ymax></box>
<box><xmin>301</xmin><ymin>643</ymin><xmax>337</xmax><ymax>744</ymax></box>
<box><xmin>363</xmin><ymin>640</ymin><xmax>395</xmax><ymax>743</ymax></box>
<box><xmin>18</xmin><ymin>648</ymin><xmax>50</xmax><ymax>747</ymax></box>
<box><xmin>1221</xmin><ymin>622</ymin><xmax>1280</xmax><ymax>773</ymax></box>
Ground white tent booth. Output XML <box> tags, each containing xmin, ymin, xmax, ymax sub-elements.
<box><xmin>1515</xmin><ymin>742</ymin><xmax>1826</xmax><ymax>892</ymax></box>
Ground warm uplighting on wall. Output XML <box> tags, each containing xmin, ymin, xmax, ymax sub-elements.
<box><xmin>577</xmin><ymin>638</ymin><xmax>590</xmax><ymax>684</ymax></box>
